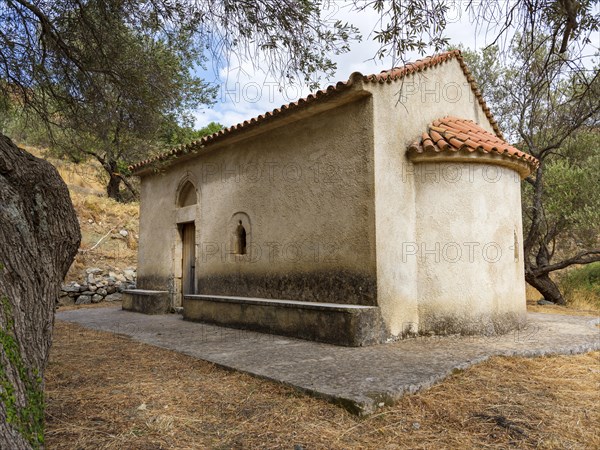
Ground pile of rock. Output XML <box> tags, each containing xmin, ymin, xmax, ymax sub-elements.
<box><xmin>59</xmin><ymin>267</ymin><xmax>137</xmax><ymax>306</ymax></box>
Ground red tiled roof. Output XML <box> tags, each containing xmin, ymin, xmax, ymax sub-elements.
<box><xmin>130</xmin><ymin>50</ymin><xmax>504</xmax><ymax>174</ymax></box>
<box><xmin>407</xmin><ymin>116</ymin><xmax>539</xmax><ymax>176</ymax></box>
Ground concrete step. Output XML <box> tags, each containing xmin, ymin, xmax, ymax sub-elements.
<box><xmin>183</xmin><ymin>294</ymin><xmax>385</xmax><ymax>346</ymax></box>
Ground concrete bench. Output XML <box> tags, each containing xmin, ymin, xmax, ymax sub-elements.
<box><xmin>122</xmin><ymin>289</ymin><xmax>170</xmax><ymax>315</ymax></box>
<box><xmin>183</xmin><ymin>294</ymin><xmax>385</xmax><ymax>346</ymax></box>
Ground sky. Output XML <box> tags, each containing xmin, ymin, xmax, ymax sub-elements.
<box><xmin>192</xmin><ymin>1</ymin><xmax>599</xmax><ymax>130</ymax></box>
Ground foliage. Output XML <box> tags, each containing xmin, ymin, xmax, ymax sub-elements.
<box><xmin>0</xmin><ymin>0</ymin><xmax>361</xmax><ymax>201</ymax></box>
<box><xmin>36</xmin><ymin>2</ymin><xmax>218</xmax><ymax>200</ymax></box>
<box><xmin>539</xmin><ymin>131</ymin><xmax>600</xmax><ymax>251</ymax></box>
<box><xmin>2</xmin><ymin>1</ymin><xmax>596</xmax><ymax>120</ymax></box>
<box><xmin>0</xmin><ymin>0</ymin><xmax>358</xmax><ymax>104</ymax></box>
<box><xmin>0</xmin><ymin>88</ymin><xmax>9</xmax><ymax>132</ymax></box>
<box><xmin>560</xmin><ymin>262</ymin><xmax>600</xmax><ymax>310</ymax></box>
<box><xmin>0</xmin><ymin>105</ymin><xmax>51</xmax><ymax>150</ymax></box>
<box><xmin>460</xmin><ymin>40</ymin><xmax>599</xmax><ymax>144</ymax></box>
<box><xmin>159</xmin><ymin>122</ymin><xmax>224</xmax><ymax>147</ymax></box>
<box><xmin>352</xmin><ymin>0</ymin><xmax>599</xmax><ymax>68</ymax></box>
<box><xmin>561</xmin><ymin>261</ymin><xmax>600</xmax><ymax>293</ymax></box>
<box><xmin>357</xmin><ymin>0</ymin><xmax>450</xmax><ymax>63</ymax></box>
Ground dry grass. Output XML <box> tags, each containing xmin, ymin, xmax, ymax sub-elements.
<box><xmin>22</xmin><ymin>144</ymin><xmax>106</xmax><ymax>193</ymax></box>
<box><xmin>56</xmin><ymin>302</ymin><xmax>125</xmax><ymax>312</ymax></box>
<box><xmin>70</xmin><ymin>190</ymin><xmax>139</xmax><ymax>230</ymax></box>
<box><xmin>526</xmin><ymin>299</ymin><xmax>599</xmax><ymax>317</ymax></box>
<box><xmin>526</xmin><ymin>283</ymin><xmax>599</xmax><ymax>316</ymax></box>
<box><xmin>566</xmin><ymin>290</ymin><xmax>600</xmax><ymax>313</ymax></box>
<box><xmin>46</xmin><ymin>319</ymin><xmax>600</xmax><ymax>449</ymax></box>
<box><xmin>525</xmin><ymin>284</ymin><xmax>543</xmax><ymax>302</ymax></box>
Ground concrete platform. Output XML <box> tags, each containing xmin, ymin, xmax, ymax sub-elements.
<box><xmin>183</xmin><ymin>294</ymin><xmax>385</xmax><ymax>346</ymax></box>
<box><xmin>56</xmin><ymin>307</ymin><xmax>600</xmax><ymax>415</ymax></box>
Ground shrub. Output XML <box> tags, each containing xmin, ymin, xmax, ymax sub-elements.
<box><xmin>560</xmin><ymin>262</ymin><xmax>600</xmax><ymax>311</ymax></box>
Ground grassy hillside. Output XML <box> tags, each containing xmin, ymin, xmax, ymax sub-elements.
<box><xmin>22</xmin><ymin>145</ymin><xmax>139</xmax><ymax>282</ymax></box>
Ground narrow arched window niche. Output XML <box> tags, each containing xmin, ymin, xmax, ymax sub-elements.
<box><xmin>230</xmin><ymin>212</ymin><xmax>251</xmax><ymax>257</ymax></box>
<box><xmin>235</xmin><ymin>220</ymin><xmax>247</xmax><ymax>255</ymax></box>
<box><xmin>177</xmin><ymin>181</ymin><xmax>197</xmax><ymax>207</ymax></box>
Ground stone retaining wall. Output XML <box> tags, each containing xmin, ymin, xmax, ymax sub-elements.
<box><xmin>59</xmin><ymin>267</ymin><xmax>137</xmax><ymax>306</ymax></box>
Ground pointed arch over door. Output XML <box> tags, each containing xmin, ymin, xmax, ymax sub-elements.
<box><xmin>177</xmin><ymin>181</ymin><xmax>197</xmax><ymax>207</ymax></box>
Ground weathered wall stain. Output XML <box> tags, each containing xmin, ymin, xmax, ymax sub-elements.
<box><xmin>197</xmin><ymin>270</ymin><xmax>377</xmax><ymax>305</ymax></box>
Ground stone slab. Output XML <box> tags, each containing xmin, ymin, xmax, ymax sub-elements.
<box><xmin>56</xmin><ymin>307</ymin><xmax>600</xmax><ymax>415</ymax></box>
<box><xmin>123</xmin><ymin>289</ymin><xmax>168</xmax><ymax>296</ymax></box>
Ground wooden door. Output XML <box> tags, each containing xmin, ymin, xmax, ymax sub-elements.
<box><xmin>181</xmin><ymin>223</ymin><xmax>196</xmax><ymax>296</ymax></box>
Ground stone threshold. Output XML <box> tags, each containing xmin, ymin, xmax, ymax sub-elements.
<box><xmin>122</xmin><ymin>289</ymin><xmax>170</xmax><ymax>315</ymax></box>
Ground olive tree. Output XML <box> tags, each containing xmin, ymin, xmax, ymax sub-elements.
<box><xmin>461</xmin><ymin>42</ymin><xmax>600</xmax><ymax>304</ymax></box>
<box><xmin>0</xmin><ymin>136</ymin><xmax>80</xmax><ymax>449</ymax></box>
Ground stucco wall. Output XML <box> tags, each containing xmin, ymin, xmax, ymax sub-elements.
<box><xmin>367</xmin><ymin>58</ymin><xmax>526</xmax><ymax>335</ymax></box>
<box><xmin>137</xmin><ymin>97</ymin><xmax>377</xmax><ymax>306</ymax></box>
<box><xmin>414</xmin><ymin>163</ymin><xmax>526</xmax><ymax>333</ymax></box>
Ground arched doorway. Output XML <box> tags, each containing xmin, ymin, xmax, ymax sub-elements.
<box><xmin>176</xmin><ymin>180</ymin><xmax>198</xmax><ymax>297</ymax></box>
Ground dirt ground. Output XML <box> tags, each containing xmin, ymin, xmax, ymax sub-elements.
<box><xmin>45</xmin><ymin>304</ymin><xmax>599</xmax><ymax>450</ymax></box>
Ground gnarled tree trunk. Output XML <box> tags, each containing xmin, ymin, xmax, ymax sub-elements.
<box><xmin>106</xmin><ymin>171</ymin><xmax>122</xmax><ymax>201</ymax></box>
<box><xmin>0</xmin><ymin>135</ymin><xmax>80</xmax><ymax>449</ymax></box>
<box><xmin>525</xmin><ymin>272</ymin><xmax>566</xmax><ymax>305</ymax></box>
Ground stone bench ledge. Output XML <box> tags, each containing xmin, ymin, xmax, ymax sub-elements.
<box><xmin>123</xmin><ymin>289</ymin><xmax>170</xmax><ymax>315</ymax></box>
<box><xmin>183</xmin><ymin>294</ymin><xmax>385</xmax><ymax>346</ymax></box>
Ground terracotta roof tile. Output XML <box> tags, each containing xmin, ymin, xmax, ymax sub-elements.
<box><xmin>407</xmin><ymin>116</ymin><xmax>539</xmax><ymax>177</ymax></box>
<box><xmin>130</xmin><ymin>50</ymin><xmax>506</xmax><ymax>173</ymax></box>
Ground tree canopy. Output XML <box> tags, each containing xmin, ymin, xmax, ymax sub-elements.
<box><xmin>3</xmin><ymin>1</ymin><xmax>597</xmax><ymax>116</ymax></box>
<box><xmin>0</xmin><ymin>0</ymin><xmax>361</xmax><ymax>199</ymax></box>
<box><xmin>39</xmin><ymin>7</ymin><xmax>216</xmax><ymax>200</ymax></box>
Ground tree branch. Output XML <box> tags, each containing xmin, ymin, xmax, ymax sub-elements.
<box><xmin>533</xmin><ymin>250</ymin><xmax>600</xmax><ymax>277</ymax></box>
<box><xmin>10</xmin><ymin>0</ymin><xmax>119</xmax><ymax>79</ymax></box>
